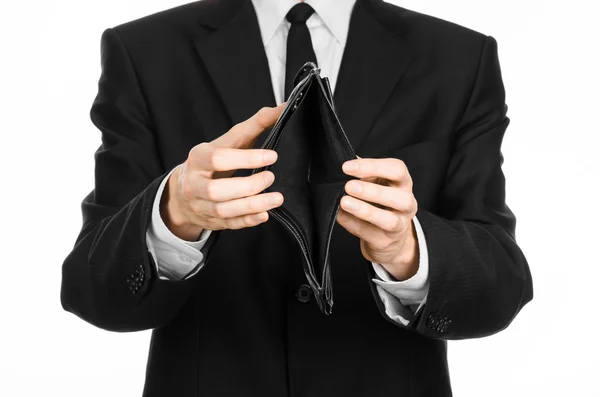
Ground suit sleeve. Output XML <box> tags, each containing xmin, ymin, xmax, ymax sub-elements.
<box><xmin>368</xmin><ymin>35</ymin><xmax>533</xmax><ymax>340</ymax></box>
<box><xmin>60</xmin><ymin>28</ymin><xmax>219</xmax><ymax>332</ymax></box>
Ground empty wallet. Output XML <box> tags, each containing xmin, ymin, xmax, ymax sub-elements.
<box><xmin>251</xmin><ymin>62</ymin><xmax>358</xmax><ymax>315</ymax></box>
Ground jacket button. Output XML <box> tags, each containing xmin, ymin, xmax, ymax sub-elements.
<box><xmin>296</xmin><ymin>285</ymin><xmax>312</xmax><ymax>303</ymax></box>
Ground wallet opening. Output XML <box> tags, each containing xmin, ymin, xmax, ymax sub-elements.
<box><xmin>251</xmin><ymin>62</ymin><xmax>357</xmax><ymax>315</ymax></box>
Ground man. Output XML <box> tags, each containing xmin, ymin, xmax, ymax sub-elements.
<box><xmin>60</xmin><ymin>0</ymin><xmax>533</xmax><ymax>395</ymax></box>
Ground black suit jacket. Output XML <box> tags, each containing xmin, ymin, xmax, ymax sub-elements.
<box><xmin>60</xmin><ymin>0</ymin><xmax>533</xmax><ymax>395</ymax></box>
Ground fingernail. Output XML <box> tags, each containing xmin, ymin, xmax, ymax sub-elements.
<box><xmin>264</xmin><ymin>151</ymin><xmax>277</xmax><ymax>163</ymax></box>
<box><xmin>268</xmin><ymin>194</ymin><xmax>282</xmax><ymax>205</ymax></box>
<box><xmin>342</xmin><ymin>197</ymin><xmax>358</xmax><ymax>210</ymax></box>
<box><xmin>343</xmin><ymin>161</ymin><xmax>358</xmax><ymax>172</ymax></box>
<box><xmin>253</xmin><ymin>213</ymin><xmax>267</xmax><ymax>222</ymax></box>
<box><xmin>264</xmin><ymin>172</ymin><xmax>274</xmax><ymax>185</ymax></box>
<box><xmin>346</xmin><ymin>181</ymin><xmax>362</xmax><ymax>194</ymax></box>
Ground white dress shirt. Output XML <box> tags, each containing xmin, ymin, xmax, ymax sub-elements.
<box><xmin>145</xmin><ymin>0</ymin><xmax>430</xmax><ymax>325</ymax></box>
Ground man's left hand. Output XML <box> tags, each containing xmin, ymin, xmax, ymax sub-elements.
<box><xmin>336</xmin><ymin>157</ymin><xmax>419</xmax><ymax>281</ymax></box>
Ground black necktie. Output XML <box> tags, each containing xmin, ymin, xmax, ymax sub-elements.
<box><xmin>284</xmin><ymin>3</ymin><xmax>318</xmax><ymax>100</ymax></box>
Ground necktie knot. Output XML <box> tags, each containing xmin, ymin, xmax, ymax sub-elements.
<box><xmin>286</xmin><ymin>3</ymin><xmax>315</xmax><ymax>24</ymax></box>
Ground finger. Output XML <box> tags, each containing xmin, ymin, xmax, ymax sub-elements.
<box><xmin>342</xmin><ymin>158</ymin><xmax>412</xmax><ymax>187</ymax></box>
<box><xmin>190</xmin><ymin>145</ymin><xmax>278</xmax><ymax>172</ymax></box>
<box><xmin>336</xmin><ymin>208</ymin><xmax>391</xmax><ymax>247</ymax></box>
<box><xmin>204</xmin><ymin>192</ymin><xmax>283</xmax><ymax>219</ymax></box>
<box><xmin>340</xmin><ymin>195</ymin><xmax>410</xmax><ymax>232</ymax></box>
<box><xmin>225</xmin><ymin>211</ymin><xmax>270</xmax><ymax>230</ymax></box>
<box><xmin>190</xmin><ymin>170</ymin><xmax>276</xmax><ymax>202</ymax></box>
<box><xmin>213</xmin><ymin>103</ymin><xmax>286</xmax><ymax>149</ymax></box>
<box><xmin>344</xmin><ymin>180</ymin><xmax>417</xmax><ymax>213</ymax></box>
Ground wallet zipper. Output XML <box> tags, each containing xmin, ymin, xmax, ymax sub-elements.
<box><xmin>254</xmin><ymin>64</ymin><xmax>353</xmax><ymax>315</ymax></box>
<box><xmin>269</xmin><ymin>208</ymin><xmax>318</xmax><ymax>287</ymax></box>
<box><xmin>269</xmin><ymin>208</ymin><xmax>333</xmax><ymax>313</ymax></box>
<box><xmin>321</xmin><ymin>196</ymin><xmax>345</xmax><ymax>310</ymax></box>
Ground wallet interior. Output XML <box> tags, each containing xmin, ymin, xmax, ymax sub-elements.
<box><xmin>253</xmin><ymin>63</ymin><xmax>358</xmax><ymax>314</ymax></box>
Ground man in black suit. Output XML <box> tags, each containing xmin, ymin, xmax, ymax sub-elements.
<box><xmin>61</xmin><ymin>0</ymin><xmax>533</xmax><ymax>395</ymax></box>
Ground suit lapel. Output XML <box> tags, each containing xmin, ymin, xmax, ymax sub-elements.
<box><xmin>194</xmin><ymin>0</ymin><xmax>276</xmax><ymax>145</ymax></box>
<box><xmin>334</xmin><ymin>0</ymin><xmax>415</xmax><ymax>154</ymax></box>
<box><xmin>193</xmin><ymin>0</ymin><xmax>414</xmax><ymax>152</ymax></box>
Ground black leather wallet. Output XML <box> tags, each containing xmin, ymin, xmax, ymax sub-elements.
<box><xmin>252</xmin><ymin>62</ymin><xmax>358</xmax><ymax>314</ymax></box>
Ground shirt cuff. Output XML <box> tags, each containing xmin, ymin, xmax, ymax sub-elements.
<box><xmin>370</xmin><ymin>216</ymin><xmax>429</xmax><ymax>325</ymax></box>
<box><xmin>145</xmin><ymin>164</ymin><xmax>213</xmax><ymax>281</ymax></box>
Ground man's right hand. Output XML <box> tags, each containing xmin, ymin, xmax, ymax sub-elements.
<box><xmin>160</xmin><ymin>103</ymin><xmax>286</xmax><ymax>241</ymax></box>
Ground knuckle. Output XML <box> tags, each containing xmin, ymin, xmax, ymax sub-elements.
<box><xmin>204</xmin><ymin>180</ymin><xmax>221</xmax><ymax>201</ymax></box>
<box><xmin>388</xmin><ymin>216</ymin><xmax>401</xmax><ymax>231</ymax></box>
<box><xmin>253</xmin><ymin>107</ymin><xmax>270</xmax><ymax>128</ymax></box>
<box><xmin>207</xmin><ymin>148</ymin><xmax>224</xmax><ymax>169</ymax></box>
<box><xmin>223</xmin><ymin>218</ymin><xmax>238</xmax><ymax>230</ymax></box>
<box><xmin>220</xmin><ymin>216</ymin><xmax>235</xmax><ymax>230</ymax></box>
<box><xmin>363</xmin><ymin>181</ymin><xmax>375</xmax><ymax>197</ymax></box>
<box><xmin>212</xmin><ymin>202</ymin><xmax>227</xmax><ymax>218</ymax></box>
<box><xmin>394</xmin><ymin>191</ymin><xmax>411</xmax><ymax>209</ymax></box>
<box><xmin>189</xmin><ymin>142</ymin><xmax>209</xmax><ymax>160</ymax></box>
<box><xmin>181</xmin><ymin>179</ymin><xmax>194</xmax><ymax>200</ymax></box>
<box><xmin>262</xmin><ymin>196</ymin><xmax>272</xmax><ymax>210</ymax></box>
<box><xmin>243</xmin><ymin>214</ymin><xmax>255</xmax><ymax>228</ymax></box>
<box><xmin>207</xmin><ymin>219</ymin><xmax>223</xmax><ymax>231</ymax></box>
<box><xmin>406</xmin><ymin>172</ymin><xmax>413</xmax><ymax>187</ymax></box>
<box><xmin>372</xmin><ymin>239</ymin><xmax>389</xmax><ymax>251</ymax></box>
<box><xmin>394</xmin><ymin>160</ymin><xmax>407</xmax><ymax>179</ymax></box>
<box><xmin>406</xmin><ymin>192</ymin><xmax>417</xmax><ymax>210</ymax></box>
<box><xmin>383</xmin><ymin>238</ymin><xmax>396</xmax><ymax>250</ymax></box>
<box><xmin>202</xmin><ymin>201</ymin><xmax>215</xmax><ymax>217</ymax></box>
<box><xmin>250</xmin><ymin>151</ymin><xmax>264</xmax><ymax>167</ymax></box>
<box><xmin>246</xmin><ymin>197</ymin><xmax>259</xmax><ymax>213</ymax></box>
<box><xmin>188</xmin><ymin>145</ymin><xmax>199</xmax><ymax>159</ymax></box>
<box><xmin>188</xmin><ymin>201</ymin><xmax>204</xmax><ymax>218</ymax></box>
<box><xmin>200</xmin><ymin>217</ymin><xmax>214</xmax><ymax>228</ymax></box>
<box><xmin>362</xmin><ymin>203</ymin><xmax>372</xmax><ymax>216</ymax></box>
<box><xmin>228</xmin><ymin>215</ymin><xmax>243</xmax><ymax>230</ymax></box>
<box><xmin>398</xmin><ymin>193</ymin><xmax>410</xmax><ymax>209</ymax></box>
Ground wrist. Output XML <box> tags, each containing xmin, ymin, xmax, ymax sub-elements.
<box><xmin>160</xmin><ymin>166</ymin><xmax>203</xmax><ymax>241</ymax></box>
<box><xmin>387</xmin><ymin>220</ymin><xmax>419</xmax><ymax>281</ymax></box>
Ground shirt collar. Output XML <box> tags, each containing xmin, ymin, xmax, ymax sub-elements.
<box><xmin>251</xmin><ymin>0</ymin><xmax>356</xmax><ymax>47</ymax></box>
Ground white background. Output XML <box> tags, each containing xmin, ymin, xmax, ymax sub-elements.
<box><xmin>1</xmin><ymin>0</ymin><xmax>598</xmax><ymax>395</ymax></box>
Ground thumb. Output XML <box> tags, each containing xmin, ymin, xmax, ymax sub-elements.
<box><xmin>213</xmin><ymin>102</ymin><xmax>286</xmax><ymax>149</ymax></box>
